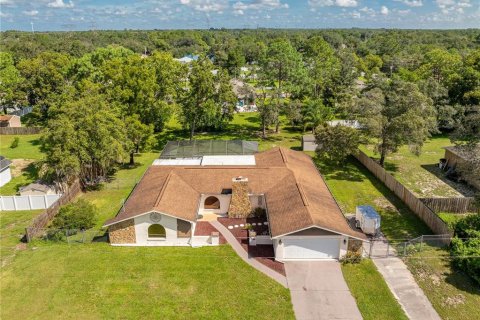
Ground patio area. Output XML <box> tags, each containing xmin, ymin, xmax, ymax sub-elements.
<box><xmin>218</xmin><ymin>217</ymin><xmax>285</xmax><ymax>276</ymax></box>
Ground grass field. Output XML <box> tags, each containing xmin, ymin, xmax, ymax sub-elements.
<box><xmin>361</xmin><ymin>135</ymin><xmax>475</xmax><ymax>197</ymax></box>
<box><xmin>0</xmin><ymin>244</ymin><xmax>294</xmax><ymax>320</ymax></box>
<box><xmin>342</xmin><ymin>260</ymin><xmax>408</xmax><ymax>320</ymax></box>
<box><xmin>0</xmin><ymin>209</ymin><xmax>43</xmax><ymax>267</ymax></box>
<box><xmin>0</xmin><ymin>134</ymin><xmax>43</xmax><ymax>195</ymax></box>
<box><xmin>316</xmin><ymin>156</ymin><xmax>431</xmax><ymax>240</ymax></box>
<box><xmin>405</xmin><ymin>247</ymin><xmax>480</xmax><ymax>320</ymax></box>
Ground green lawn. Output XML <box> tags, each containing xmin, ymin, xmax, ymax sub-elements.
<box><xmin>342</xmin><ymin>260</ymin><xmax>408</xmax><ymax>320</ymax></box>
<box><xmin>0</xmin><ymin>209</ymin><xmax>43</xmax><ymax>267</ymax></box>
<box><xmin>0</xmin><ymin>134</ymin><xmax>43</xmax><ymax>195</ymax></box>
<box><xmin>0</xmin><ymin>134</ymin><xmax>43</xmax><ymax>160</ymax></box>
<box><xmin>77</xmin><ymin>152</ymin><xmax>159</xmax><ymax>228</ymax></box>
<box><xmin>315</xmin><ymin>156</ymin><xmax>431</xmax><ymax>240</ymax></box>
<box><xmin>0</xmin><ymin>244</ymin><xmax>294</xmax><ymax>320</ymax></box>
<box><xmin>361</xmin><ymin>135</ymin><xmax>474</xmax><ymax>197</ymax></box>
<box><xmin>405</xmin><ymin>247</ymin><xmax>480</xmax><ymax>320</ymax></box>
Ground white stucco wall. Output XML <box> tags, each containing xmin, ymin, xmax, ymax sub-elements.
<box><xmin>198</xmin><ymin>194</ymin><xmax>231</xmax><ymax>215</ymax></box>
<box><xmin>134</xmin><ymin>213</ymin><xmax>190</xmax><ymax>246</ymax></box>
<box><xmin>0</xmin><ymin>167</ymin><xmax>12</xmax><ymax>187</ymax></box>
<box><xmin>339</xmin><ymin>236</ymin><xmax>348</xmax><ymax>259</ymax></box>
<box><xmin>274</xmin><ymin>235</ymin><xmax>342</xmax><ymax>261</ymax></box>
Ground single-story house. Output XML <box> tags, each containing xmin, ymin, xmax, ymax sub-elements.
<box><xmin>19</xmin><ymin>181</ymin><xmax>57</xmax><ymax>196</ymax></box>
<box><xmin>104</xmin><ymin>147</ymin><xmax>365</xmax><ymax>261</ymax></box>
<box><xmin>444</xmin><ymin>145</ymin><xmax>480</xmax><ymax>190</ymax></box>
<box><xmin>175</xmin><ymin>54</ymin><xmax>199</xmax><ymax>64</ymax></box>
<box><xmin>0</xmin><ymin>115</ymin><xmax>21</xmax><ymax>127</ymax></box>
<box><xmin>0</xmin><ymin>156</ymin><xmax>12</xmax><ymax>187</ymax></box>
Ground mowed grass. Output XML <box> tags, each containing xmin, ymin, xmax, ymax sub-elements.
<box><xmin>405</xmin><ymin>246</ymin><xmax>480</xmax><ymax>320</ymax></box>
<box><xmin>361</xmin><ymin>135</ymin><xmax>473</xmax><ymax>197</ymax></box>
<box><xmin>77</xmin><ymin>152</ymin><xmax>159</xmax><ymax>228</ymax></box>
<box><xmin>0</xmin><ymin>134</ymin><xmax>43</xmax><ymax>160</ymax></box>
<box><xmin>0</xmin><ymin>209</ymin><xmax>42</xmax><ymax>266</ymax></box>
<box><xmin>342</xmin><ymin>260</ymin><xmax>408</xmax><ymax>320</ymax></box>
<box><xmin>0</xmin><ymin>244</ymin><xmax>294</xmax><ymax>320</ymax></box>
<box><xmin>0</xmin><ymin>134</ymin><xmax>43</xmax><ymax>195</ymax></box>
<box><xmin>315</xmin><ymin>156</ymin><xmax>431</xmax><ymax>240</ymax></box>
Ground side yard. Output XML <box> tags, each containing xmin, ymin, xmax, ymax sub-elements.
<box><xmin>361</xmin><ymin>135</ymin><xmax>475</xmax><ymax>197</ymax></box>
<box><xmin>0</xmin><ymin>134</ymin><xmax>43</xmax><ymax>195</ymax></box>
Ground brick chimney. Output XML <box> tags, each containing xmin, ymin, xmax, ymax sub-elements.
<box><xmin>228</xmin><ymin>176</ymin><xmax>251</xmax><ymax>218</ymax></box>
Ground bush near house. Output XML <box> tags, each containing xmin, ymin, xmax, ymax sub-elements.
<box><xmin>51</xmin><ymin>199</ymin><xmax>97</xmax><ymax>231</ymax></box>
<box><xmin>450</xmin><ymin>214</ymin><xmax>480</xmax><ymax>285</ymax></box>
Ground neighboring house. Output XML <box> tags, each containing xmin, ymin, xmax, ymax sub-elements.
<box><xmin>19</xmin><ymin>181</ymin><xmax>57</xmax><ymax>196</ymax></box>
<box><xmin>443</xmin><ymin>145</ymin><xmax>480</xmax><ymax>190</ymax></box>
<box><xmin>0</xmin><ymin>156</ymin><xmax>12</xmax><ymax>187</ymax></box>
<box><xmin>0</xmin><ymin>115</ymin><xmax>21</xmax><ymax>127</ymax></box>
<box><xmin>104</xmin><ymin>147</ymin><xmax>365</xmax><ymax>261</ymax></box>
<box><xmin>175</xmin><ymin>54</ymin><xmax>199</xmax><ymax>64</ymax></box>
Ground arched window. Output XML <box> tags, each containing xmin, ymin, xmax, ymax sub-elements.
<box><xmin>204</xmin><ymin>196</ymin><xmax>220</xmax><ymax>209</ymax></box>
<box><xmin>148</xmin><ymin>224</ymin><xmax>166</xmax><ymax>238</ymax></box>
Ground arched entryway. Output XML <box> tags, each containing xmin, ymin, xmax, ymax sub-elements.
<box><xmin>148</xmin><ymin>224</ymin><xmax>166</xmax><ymax>238</ymax></box>
<box><xmin>204</xmin><ymin>196</ymin><xmax>220</xmax><ymax>209</ymax></box>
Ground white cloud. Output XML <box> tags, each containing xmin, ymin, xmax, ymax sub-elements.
<box><xmin>180</xmin><ymin>0</ymin><xmax>228</xmax><ymax>13</ymax></box>
<box><xmin>309</xmin><ymin>0</ymin><xmax>358</xmax><ymax>7</ymax></box>
<box><xmin>436</xmin><ymin>0</ymin><xmax>471</xmax><ymax>14</ymax></box>
<box><xmin>381</xmin><ymin>5</ymin><xmax>389</xmax><ymax>15</ymax></box>
<box><xmin>233</xmin><ymin>0</ymin><xmax>289</xmax><ymax>12</ymax></box>
<box><xmin>394</xmin><ymin>0</ymin><xmax>423</xmax><ymax>7</ymax></box>
<box><xmin>23</xmin><ymin>10</ymin><xmax>39</xmax><ymax>16</ymax></box>
<box><xmin>47</xmin><ymin>0</ymin><xmax>74</xmax><ymax>8</ymax></box>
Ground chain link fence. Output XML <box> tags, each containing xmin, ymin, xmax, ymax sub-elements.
<box><xmin>32</xmin><ymin>228</ymin><xmax>108</xmax><ymax>244</ymax></box>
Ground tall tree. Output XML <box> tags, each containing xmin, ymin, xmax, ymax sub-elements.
<box><xmin>261</xmin><ymin>38</ymin><xmax>305</xmax><ymax>133</ymax></box>
<box><xmin>301</xmin><ymin>99</ymin><xmax>333</xmax><ymax>134</ymax></box>
<box><xmin>354</xmin><ymin>77</ymin><xmax>436</xmax><ymax>166</ymax></box>
<box><xmin>180</xmin><ymin>57</ymin><xmax>236</xmax><ymax>140</ymax></box>
<box><xmin>0</xmin><ymin>52</ymin><xmax>24</xmax><ymax>112</ymax></box>
<box><xmin>304</xmin><ymin>36</ymin><xmax>340</xmax><ymax>100</ymax></box>
<box><xmin>17</xmin><ymin>51</ymin><xmax>71</xmax><ymax>122</ymax></box>
<box><xmin>125</xmin><ymin>115</ymin><xmax>154</xmax><ymax>165</ymax></box>
<box><xmin>42</xmin><ymin>86</ymin><xmax>129</xmax><ymax>187</ymax></box>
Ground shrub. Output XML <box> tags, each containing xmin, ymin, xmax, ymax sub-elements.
<box><xmin>251</xmin><ymin>207</ymin><xmax>266</xmax><ymax>219</ymax></box>
<box><xmin>10</xmin><ymin>137</ymin><xmax>19</xmax><ymax>149</ymax></box>
<box><xmin>341</xmin><ymin>251</ymin><xmax>362</xmax><ymax>264</ymax></box>
<box><xmin>315</xmin><ymin>125</ymin><xmax>361</xmax><ymax>164</ymax></box>
<box><xmin>51</xmin><ymin>199</ymin><xmax>97</xmax><ymax>231</ymax></box>
<box><xmin>450</xmin><ymin>213</ymin><xmax>480</xmax><ymax>285</ymax></box>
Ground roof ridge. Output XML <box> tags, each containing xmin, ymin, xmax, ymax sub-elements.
<box><xmin>296</xmin><ymin>183</ymin><xmax>309</xmax><ymax>207</ymax></box>
<box><xmin>279</xmin><ymin>147</ymin><xmax>288</xmax><ymax>163</ymax></box>
<box><xmin>154</xmin><ymin>171</ymin><xmax>174</xmax><ymax>207</ymax></box>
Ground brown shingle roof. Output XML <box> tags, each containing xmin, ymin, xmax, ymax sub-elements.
<box><xmin>104</xmin><ymin>147</ymin><xmax>365</xmax><ymax>239</ymax></box>
<box><xmin>0</xmin><ymin>115</ymin><xmax>13</xmax><ymax>122</ymax></box>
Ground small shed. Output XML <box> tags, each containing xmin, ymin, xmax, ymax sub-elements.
<box><xmin>443</xmin><ymin>145</ymin><xmax>480</xmax><ymax>190</ymax></box>
<box><xmin>355</xmin><ymin>206</ymin><xmax>381</xmax><ymax>235</ymax></box>
<box><xmin>19</xmin><ymin>181</ymin><xmax>57</xmax><ymax>196</ymax></box>
<box><xmin>0</xmin><ymin>115</ymin><xmax>21</xmax><ymax>127</ymax></box>
<box><xmin>302</xmin><ymin>135</ymin><xmax>317</xmax><ymax>152</ymax></box>
<box><xmin>0</xmin><ymin>156</ymin><xmax>12</xmax><ymax>187</ymax></box>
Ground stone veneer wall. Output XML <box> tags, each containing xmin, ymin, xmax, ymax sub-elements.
<box><xmin>109</xmin><ymin>219</ymin><xmax>136</xmax><ymax>244</ymax></box>
<box><xmin>228</xmin><ymin>178</ymin><xmax>251</xmax><ymax>218</ymax></box>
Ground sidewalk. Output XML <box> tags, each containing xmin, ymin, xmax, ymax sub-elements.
<box><xmin>371</xmin><ymin>241</ymin><xmax>441</xmax><ymax>320</ymax></box>
<box><xmin>209</xmin><ymin>220</ymin><xmax>288</xmax><ymax>288</ymax></box>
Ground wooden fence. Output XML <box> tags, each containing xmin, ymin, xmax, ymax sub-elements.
<box><xmin>0</xmin><ymin>127</ymin><xmax>42</xmax><ymax>135</ymax></box>
<box><xmin>25</xmin><ymin>180</ymin><xmax>82</xmax><ymax>242</ymax></box>
<box><xmin>420</xmin><ymin>197</ymin><xmax>478</xmax><ymax>214</ymax></box>
<box><xmin>354</xmin><ymin>151</ymin><xmax>453</xmax><ymax>236</ymax></box>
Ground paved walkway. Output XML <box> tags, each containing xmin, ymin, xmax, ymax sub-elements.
<box><xmin>371</xmin><ymin>241</ymin><xmax>441</xmax><ymax>320</ymax></box>
<box><xmin>209</xmin><ymin>220</ymin><xmax>288</xmax><ymax>288</ymax></box>
<box><xmin>285</xmin><ymin>261</ymin><xmax>362</xmax><ymax>320</ymax></box>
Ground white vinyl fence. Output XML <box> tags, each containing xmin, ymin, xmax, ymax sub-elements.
<box><xmin>0</xmin><ymin>194</ymin><xmax>62</xmax><ymax>211</ymax></box>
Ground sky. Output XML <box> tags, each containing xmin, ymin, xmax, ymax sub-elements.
<box><xmin>0</xmin><ymin>0</ymin><xmax>479</xmax><ymax>31</ymax></box>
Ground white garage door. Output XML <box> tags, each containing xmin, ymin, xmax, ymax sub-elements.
<box><xmin>283</xmin><ymin>237</ymin><xmax>340</xmax><ymax>259</ymax></box>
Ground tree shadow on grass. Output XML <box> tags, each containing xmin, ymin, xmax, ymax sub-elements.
<box><xmin>421</xmin><ymin>164</ymin><xmax>476</xmax><ymax>197</ymax></box>
<box><xmin>314</xmin><ymin>156</ymin><xmax>366</xmax><ymax>182</ymax></box>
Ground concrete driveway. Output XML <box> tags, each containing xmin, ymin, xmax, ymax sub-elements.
<box><xmin>285</xmin><ymin>261</ymin><xmax>362</xmax><ymax>320</ymax></box>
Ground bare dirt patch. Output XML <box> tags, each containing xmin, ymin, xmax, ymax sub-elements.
<box><xmin>10</xmin><ymin>159</ymin><xmax>35</xmax><ymax>177</ymax></box>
